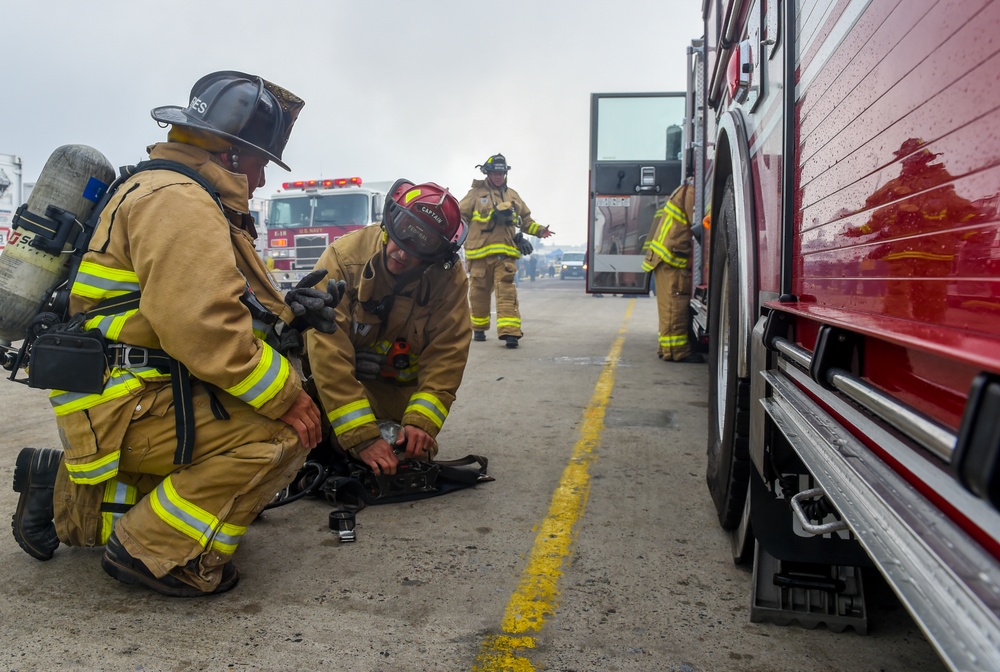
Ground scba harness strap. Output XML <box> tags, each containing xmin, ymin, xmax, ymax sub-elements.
<box><xmin>264</xmin><ymin>452</ymin><xmax>493</xmax><ymax>542</ymax></box>
<box><xmin>21</xmin><ymin>159</ymin><xmax>230</xmax><ymax>465</ymax></box>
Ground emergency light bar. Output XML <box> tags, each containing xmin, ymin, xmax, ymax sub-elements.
<box><xmin>280</xmin><ymin>177</ymin><xmax>363</xmax><ymax>190</ymax></box>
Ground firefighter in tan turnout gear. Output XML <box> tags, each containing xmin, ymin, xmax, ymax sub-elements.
<box><xmin>307</xmin><ymin>180</ymin><xmax>472</xmax><ymax>476</ymax></box>
<box><xmin>11</xmin><ymin>71</ymin><xmax>344</xmax><ymax>596</ymax></box>
<box><xmin>642</xmin><ymin>180</ymin><xmax>703</xmax><ymax>363</ymax></box>
<box><xmin>460</xmin><ymin>154</ymin><xmax>554</xmax><ymax>348</ymax></box>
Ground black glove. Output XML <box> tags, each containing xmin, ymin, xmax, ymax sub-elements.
<box><xmin>514</xmin><ymin>232</ymin><xmax>533</xmax><ymax>256</ymax></box>
<box><xmin>276</xmin><ymin>327</ymin><xmax>305</xmax><ymax>357</ymax></box>
<box><xmin>285</xmin><ymin>269</ymin><xmax>347</xmax><ymax>334</ymax></box>
<box><xmin>355</xmin><ymin>349</ymin><xmax>387</xmax><ymax>380</ymax></box>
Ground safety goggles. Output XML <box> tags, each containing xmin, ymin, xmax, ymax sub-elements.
<box><xmin>387</xmin><ymin>207</ymin><xmax>453</xmax><ymax>262</ymax></box>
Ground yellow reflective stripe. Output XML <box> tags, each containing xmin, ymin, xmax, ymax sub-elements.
<box><xmin>85</xmin><ymin>309</ymin><xmax>138</xmax><ymax>341</ymax></box>
<box><xmin>251</xmin><ymin>317</ymin><xmax>279</xmax><ymax>344</ymax></box>
<box><xmin>496</xmin><ymin>317</ymin><xmax>521</xmax><ymax>328</ymax></box>
<box><xmin>526</xmin><ymin>222</ymin><xmax>542</xmax><ymax>236</ymax></box>
<box><xmin>49</xmin><ymin>368</ymin><xmax>166</xmax><ymax>416</ymax></box>
<box><xmin>663</xmin><ymin>201</ymin><xmax>688</xmax><ymax>227</ymax></box>
<box><xmin>471</xmin><ymin>315</ymin><xmax>491</xmax><ymax>327</ymax></box>
<box><xmin>150</xmin><ymin>477</ymin><xmax>245</xmax><ymax>554</ymax></box>
<box><xmin>659</xmin><ymin>334</ymin><xmax>688</xmax><ymax>346</ymax></box>
<box><xmin>225</xmin><ymin>344</ymin><xmax>289</xmax><ymax>409</ymax></box>
<box><xmin>101</xmin><ymin>479</ymin><xmax>139</xmax><ymax>544</ymax></box>
<box><xmin>466</xmin><ymin>244</ymin><xmax>521</xmax><ymax>259</ymax></box>
<box><xmin>641</xmin><ymin>260</ymin><xmax>656</xmax><ymax>272</ymax></box>
<box><xmin>370</xmin><ymin>339</ymin><xmax>394</xmax><ymax>355</ymax></box>
<box><xmin>327</xmin><ymin>399</ymin><xmax>377</xmax><ymax>435</ymax></box>
<box><xmin>72</xmin><ymin>262</ymin><xmax>140</xmax><ymax>300</ymax></box>
<box><xmin>471</xmin><ymin>210</ymin><xmax>493</xmax><ymax>223</ymax></box>
<box><xmin>648</xmin><ymin>241</ymin><xmax>688</xmax><ymax>268</ymax></box>
<box><xmin>65</xmin><ymin>450</ymin><xmax>120</xmax><ymax>485</ymax></box>
<box><xmin>211</xmin><ymin>521</ymin><xmax>247</xmax><ymax>555</ymax></box>
<box><xmin>406</xmin><ymin>392</ymin><xmax>448</xmax><ymax>428</ymax></box>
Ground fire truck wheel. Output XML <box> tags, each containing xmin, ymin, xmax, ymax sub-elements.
<box><xmin>706</xmin><ymin>176</ymin><xmax>753</xmax><ymax>532</ymax></box>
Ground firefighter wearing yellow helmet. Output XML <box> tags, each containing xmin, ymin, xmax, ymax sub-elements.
<box><xmin>11</xmin><ymin>71</ymin><xmax>344</xmax><ymax>596</ymax></box>
<box><xmin>459</xmin><ymin>153</ymin><xmax>554</xmax><ymax>348</ymax></box>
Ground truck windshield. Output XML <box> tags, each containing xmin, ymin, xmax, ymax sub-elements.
<box><xmin>268</xmin><ymin>193</ymin><xmax>370</xmax><ymax>228</ymax></box>
<box><xmin>312</xmin><ymin>194</ymin><xmax>369</xmax><ymax>226</ymax></box>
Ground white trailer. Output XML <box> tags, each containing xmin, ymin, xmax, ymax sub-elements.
<box><xmin>0</xmin><ymin>154</ymin><xmax>24</xmax><ymax>252</ymax></box>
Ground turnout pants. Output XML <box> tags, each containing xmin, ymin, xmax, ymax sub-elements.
<box><xmin>344</xmin><ymin>379</ymin><xmax>440</xmax><ymax>459</ymax></box>
<box><xmin>653</xmin><ymin>263</ymin><xmax>692</xmax><ymax>361</ymax></box>
<box><xmin>54</xmin><ymin>382</ymin><xmax>309</xmax><ymax>593</ymax></box>
<box><xmin>468</xmin><ymin>255</ymin><xmax>522</xmax><ymax>338</ymax></box>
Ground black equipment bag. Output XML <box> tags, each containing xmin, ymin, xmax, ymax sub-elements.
<box><xmin>27</xmin><ymin>321</ymin><xmax>108</xmax><ymax>394</ymax></box>
<box><xmin>265</xmin><ymin>452</ymin><xmax>492</xmax><ymax>513</ymax></box>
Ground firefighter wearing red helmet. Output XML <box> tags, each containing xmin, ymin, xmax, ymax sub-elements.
<box><xmin>459</xmin><ymin>153</ymin><xmax>554</xmax><ymax>348</ymax></box>
<box><xmin>10</xmin><ymin>71</ymin><xmax>345</xmax><ymax>597</ymax></box>
<box><xmin>306</xmin><ymin>180</ymin><xmax>472</xmax><ymax>476</ymax></box>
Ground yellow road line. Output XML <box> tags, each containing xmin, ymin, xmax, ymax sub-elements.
<box><xmin>473</xmin><ymin>301</ymin><xmax>634</xmax><ymax>672</ymax></box>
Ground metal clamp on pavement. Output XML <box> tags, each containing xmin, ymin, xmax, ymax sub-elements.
<box><xmin>329</xmin><ymin>510</ymin><xmax>356</xmax><ymax>543</ymax></box>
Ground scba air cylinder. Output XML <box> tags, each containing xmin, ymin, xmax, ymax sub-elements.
<box><xmin>0</xmin><ymin>144</ymin><xmax>114</xmax><ymax>344</ymax></box>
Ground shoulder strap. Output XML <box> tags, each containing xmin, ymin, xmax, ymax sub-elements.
<box><xmin>62</xmin><ymin>159</ymin><xmax>226</xmax><ymax>313</ymax></box>
<box><xmin>75</xmin><ymin>158</ymin><xmax>223</xmax><ymax>253</ymax></box>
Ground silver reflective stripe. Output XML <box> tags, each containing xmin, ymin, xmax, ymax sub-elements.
<box><xmin>230</xmin><ymin>346</ymin><xmax>285</xmax><ymax>406</ymax></box>
<box><xmin>151</xmin><ymin>479</ymin><xmax>214</xmax><ymax>547</ymax></box>
<box><xmin>407</xmin><ymin>395</ymin><xmax>447</xmax><ymax>425</ymax></box>
<box><xmin>75</xmin><ymin>271</ymin><xmax>140</xmax><ymax>294</ymax></box>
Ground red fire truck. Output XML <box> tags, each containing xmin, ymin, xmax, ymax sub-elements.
<box><xmin>676</xmin><ymin>0</ymin><xmax>1000</xmax><ymax>668</ymax></box>
<box><xmin>264</xmin><ymin>177</ymin><xmax>387</xmax><ymax>288</ymax></box>
<box><xmin>587</xmin><ymin>1</ymin><xmax>1000</xmax><ymax>668</ymax></box>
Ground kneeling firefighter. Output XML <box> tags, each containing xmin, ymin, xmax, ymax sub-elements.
<box><xmin>306</xmin><ymin>179</ymin><xmax>473</xmax><ymax>477</ymax></box>
<box><xmin>11</xmin><ymin>70</ymin><xmax>344</xmax><ymax>596</ymax></box>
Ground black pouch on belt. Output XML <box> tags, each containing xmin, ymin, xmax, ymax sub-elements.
<box><xmin>28</xmin><ymin>326</ymin><xmax>108</xmax><ymax>394</ymax></box>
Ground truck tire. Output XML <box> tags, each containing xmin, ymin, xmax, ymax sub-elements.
<box><xmin>706</xmin><ymin>176</ymin><xmax>752</xmax><ymax>531</ymax></box>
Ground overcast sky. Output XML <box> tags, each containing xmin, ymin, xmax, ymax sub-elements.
<box><xmin>3</xmin><ymin>1</ymin><xmax>704</xmax><ymax>247</ymax></box>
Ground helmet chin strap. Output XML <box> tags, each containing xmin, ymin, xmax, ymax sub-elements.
<box><xmin>216</xmin><ymin>148</ymin><xmax>241</xmax><ymax>172</ymax></box>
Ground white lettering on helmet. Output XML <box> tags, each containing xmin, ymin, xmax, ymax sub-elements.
<box><xmin>190</xmin><ymin>98</ymin><xmax>208</xmax><ymax>115</ymax></box>
<box><xmin>416</xmin><ymin>205</ymin><xmax>444</xmax><ymax>225</ymax></box>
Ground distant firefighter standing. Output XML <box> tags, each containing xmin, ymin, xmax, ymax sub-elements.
<box><xmin>459</xmin><ymin>154</ymin><xmax>554</xmax><ymax>348</ymax></box>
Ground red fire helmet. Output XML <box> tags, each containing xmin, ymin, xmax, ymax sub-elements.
<box><xmin>383</xmin><ymin>179</ymin><xmax>468</xmax><ymax>264</ymax></box>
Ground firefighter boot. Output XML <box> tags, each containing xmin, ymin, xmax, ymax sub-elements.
<box><xmin>473</xmin><ymin>331</ymin><xmax>486</xmax><ymax>342</ymax></box>
<box><xmin>102</xmin><ymin>532</ymin><xmax>240</xmax><ymax>597</ymax></box>
<box><xmin>501</xmin><ymin>335</ymin><xmax>519</xmax><ymax>349</ymax></box>
<box><xmin>11</xmin><ymin>447</ymin><xmax>62</xmax><ymax>561</ymax></box>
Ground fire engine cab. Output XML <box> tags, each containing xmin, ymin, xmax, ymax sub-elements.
<box><xmin>264</xmin><ymin>177</ymin><xmax>386</xmax><ymax>289</ymax></box>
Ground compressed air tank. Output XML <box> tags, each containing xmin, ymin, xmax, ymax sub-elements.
<box><xmin>0</xmin><ymin>145</ymin><xmax>114</xmax><ymax>344</ymax></box>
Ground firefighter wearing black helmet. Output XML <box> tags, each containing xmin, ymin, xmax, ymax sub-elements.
<box><xmin>11</xmin><ymin>71</ymin><xmax>344</xmax><ymax>596</ymax></box>
<box><xmin>459</xmin><ymin>153</ymin><xmax>554</xmax><ymax>348</ymax></box>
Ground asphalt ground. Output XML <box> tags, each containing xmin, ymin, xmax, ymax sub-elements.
<box><xmin>0</xmin><ymin>276</ymin><xmax>945</xmax><ymax>671</ymax></box>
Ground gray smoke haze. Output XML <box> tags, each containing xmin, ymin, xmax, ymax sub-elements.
<box><xmin>1</xmin><ymin>0</ymin><xmax>702</xmax><ymax>246</ymax></box>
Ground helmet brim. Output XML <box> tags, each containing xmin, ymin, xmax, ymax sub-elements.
<box><xmin>151</xmin><ymin>105</ymin><xmax>291</xmax><ymax>171</ymax></box>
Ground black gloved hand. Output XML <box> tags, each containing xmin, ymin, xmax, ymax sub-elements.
<box><xmin>355</xmin><ymin>349</ymin><xmax>387</xmax><ymax>380</ymax></box>
<box><xmin>276</xmin><ymin>327</ymin><xmax>305</xmax><ymax>357</ymax></box>
<box><xmin>514</xmin><ymin>232</ymin><xmax>533</xmax><ymax>256</ymax></box>
<box><xmin>285</xmin><ymin>269</ymin><xmax>347</xmax><ymax>334</ymax></box>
